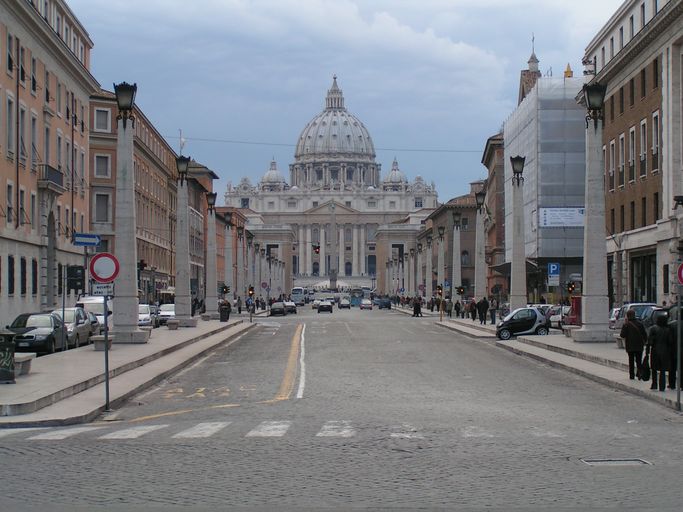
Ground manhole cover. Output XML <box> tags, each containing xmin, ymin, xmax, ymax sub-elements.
<box><xmin>580</xmin><ymin>458</ymin><xmax>652</xmax><ymax>466</ymax></box>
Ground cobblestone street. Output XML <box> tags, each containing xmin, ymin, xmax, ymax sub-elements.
<box><xmin>3</xmin><ymin>308</ymin><xmax>683</xmax><ymax>510</ymax></box>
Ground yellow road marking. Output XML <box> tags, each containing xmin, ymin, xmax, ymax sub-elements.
<box><xmin>127</xmin><ymin>403</ymin><xmax>241</xmax><ymax>423</ymax></box>
<box><xmin>273</xmin><ymin>323</ymin><xmax>303</xmax><ymax>401</ymax></box>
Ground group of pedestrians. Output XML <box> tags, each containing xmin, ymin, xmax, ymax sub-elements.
<box><xmin>620</xmin><ymin>309</ymin><xmax>681</xmax><ymax>391</ymax></box>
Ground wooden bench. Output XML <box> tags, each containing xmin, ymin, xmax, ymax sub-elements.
<box><xmin>15</xmin><ymin>353</ymin><xmax>36</xmax><ymax>375</ymax></box>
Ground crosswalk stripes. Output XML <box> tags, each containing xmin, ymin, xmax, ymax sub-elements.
<box><xmin>245</xmin><ymin>420</ymin><xmax>292</xmax><ymax>437</ymax></box>
<box><xmin>172</xmin><ymin>422</ymin><xmax>231</xmax><ymax>439</ymax></box>
<box><xmin>98</xmin><ymin>424</ymin><xmax>168</xmax><ymax>439</ymax></box>
<box><xmin>390</xmin><ymin>424</ymin><xmax>425</xmax><ymax>439</ymax></box>
<box><xmin>0</xmin><ymin>427</ymin><xmax>45</xmax><ymax>439</ymax></box>
<box><xmin>316</xmin><ymin>420</ymin><xmax>355</xmax><ymax>438</ymax></box>
<box><xmin>28</xmin><ymin>426</ymin><xmax>106</xmax><ymax>440</ymax></box>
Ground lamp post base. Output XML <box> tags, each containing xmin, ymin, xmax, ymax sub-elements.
<box><xmin>571</xmin><ymin>327</ymin><xmax>613</xmax><ymax>343</ymax></box>
<box><xmin>110</xmin><ymin>329</ymin><xmax>151</xmax><ymax>344</ymax></box>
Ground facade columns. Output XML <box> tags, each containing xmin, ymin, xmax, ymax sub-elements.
<box><xmin>204</xmin><ymin>209</ymin><xmax>219</xmax><ymax>319</ymax></box>
<box><xmin>236</xmin><ymin>234</ymin><xmax>244</xmax><ymax>299</ymax></box>
<box><xmin>360</xmin><ymin>226</ymin><xmax>366</xmax><ymax>275</ymax></box>
<box><xmin>385</xmin><ymin>261</ymin><xmax>391</xmax><ymax>294</ymax></box>
<box><xmin>339</xmin><ymin>226</ymin><xmax>344</xmax><ymax>276</ymax></box>
<box><xmin>112</xmin><ymin>115</ymin><xmax>150</xmax><ymax>340</ymax></box>
<box><xmin>320</xmin><ymin>225</ymin><xmax>326</xmax><ymax>275</ymax></box>
<box><xmin>352</xmin><ymin>225</ymin><xmax>359</xmax><ymax>276</ymax></box>
<box><xmin>174</xmin><ymin>176</ymin><xmax>197</xmax><ymax>327</ymax></box>
<box><xmin>224</xmin><ymin>226</ymin><xmax>233</xmax><ymax>295</ymax></box>
<box><xmin>426</xmin><ymin>239</ymin><xmax>433</xmax><ymax>298</ymax></box>
<box><xmin>417</xmin><ymin>248</ymin><xmax>423</xmax><ymax>297</ymax></box>
<box><xmin>406</xmin><ymin>254</ymin><xmax>412</xmax><ymax>296</ymax></box>
<box><xmin>306</xmin><ymin>225</ymin><xmax>313</xmax><ymax>275</ymax></box>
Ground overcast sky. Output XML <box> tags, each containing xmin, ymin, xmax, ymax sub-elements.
<box><xmin>69</xmin><ymin>0</ymin><xmax>624</xmax><ymax>202</ymax></box>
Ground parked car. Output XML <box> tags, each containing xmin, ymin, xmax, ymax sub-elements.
<box><xmin>640</xmin><ymin>305</ymin><xmax>667</xmax><ymax>335</ymax></box>
<box><xmin>317</xmin><ymin>300</ymin><xmax>334</xmax><ymax>313</ymax></box>
<box><xmin>75</xmin><ymin>295</ymin><xmax>113</xmax><ymax>327</ymax></box>
<box><xmin>613</xmin><ymin>303</ymin><xmax>657</xmax><ymax>332</ymax></box>
<box><xmin>8</xmin><ymin>312</ymin><xmax>67</xmax><ymax>354</ymax></box>
<box><xmin>339</xmin><ymin>298</ymin><xmax>351</xmax><ymax>309</ymax></box>
<box><xmin>359</xmin><ymin>298</ymin><xmax>373</xmax><ymax>310</ymax></box>
<box><xmin>496</xmin><ymin>307</ymin><xmax>551</xmax><ymax>340</ymax></box>
<box><xmin>377</xmin><ymin>297</ymin><xmax>392</xmax><ymax>310</ymax></box>
<box><xmin>608</xmin><ymin>307</ymin><xmax>620</xmax><ymax>329</ymax></box>
<box><xmin>138</xmin><ymin>304</ymin><xmax>155</xmax><ymax>328</ymax></box>
<box><xmin>548</xmin><ymin>305</ymin><xmax>570</xmax><ymax>329</ymax></box>
<box><xmin>51</xmin><ymin>307</ymin><xmax>91</xmax><ymax>348</ymax></box>
<box><xmin>311</xmin><ymin>299</ymin><xmax>321</xmax><ymax>310</ymax></box>
<box><xmin>284</xmin><ymin>301</ymin><xmax>297</xmax><ymax>314</ymax></box>
<box><xmin>158</xmin><ymin>304</ymin><xmax>175</xmax><ymax>325</ymax></box>
<box><xmin>86</xmin><ymin>311</ymin><xmax>102</xmax><ymax>336</ymax></box>
<box><xmin>270</xmin><ymin>302</ymin><xmax>286</xmax><ymax>316</ymax></box>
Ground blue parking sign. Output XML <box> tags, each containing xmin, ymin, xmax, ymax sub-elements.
<box><xmin>548</xmin><ymin>263</ymin><xmax>560</xmax><ymax>276</ymax></box>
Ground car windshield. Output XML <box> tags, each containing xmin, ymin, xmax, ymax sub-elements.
<box><xmin>139</xmin><ymin>305</ymin><xmax>151</xmax><ymax>314</ymax></box>
<box><xmin>160</xmin><ymin>305</ymin><xmax>174</xmax><ymax>312</ymax></box>
<box><xmin>11</xmin><ymin>314</ymin><xmax>52</xmax><ymax>328</ymax></box>
<box><xmin>79</xmin><ymin>302</ymin><xmax>105</xmax><ymax>315</ymax></box>
<box><xmin>632</xmin><ymin>305</ymin><xmax>654</xmax><ymax>318</ymax></box>
<box><xmin>55</xmin><ymin>309</ymin><xmax>76</xmax><ymax>323</ymax></box>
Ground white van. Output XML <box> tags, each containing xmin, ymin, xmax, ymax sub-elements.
<box><xmin>75</xmin><ymin>295</ymin><xmax>114</xmax><ymax>327</ymax></box>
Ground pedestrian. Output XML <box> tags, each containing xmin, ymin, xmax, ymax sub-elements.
<box><xmin>489</xmin><ymin>297</ymin><xmax>498</xmax><ymax>325</ymax></box>
<box><xmin>412</xmin><ymin>297</ymin><xmax>420</xmax><ymax>317</ymax></box>
<box><xmin>469</xmin><ymin>299</ymin><xmax>477</xmax><ymax>321</ymax></box>
<box><xmin>619</xmin><ymin>309</ymin><xmax>646</xmax><ymax>380</ymax></box>
<box><xmin>647</xmin><ymin>314</ymin><xmax>674</xmax><ymax>391</ymax></box>
<box><xmin>237</xmin><ymin>296</ymin><xmax>242</xmax><ymax>314</ymax></box>
<box><xmin>454</xmin><ymin>300</ymin><xmax>461</xmax><ymax>319</ymax></box>
<box><xmin>445</xmin><ymin>299</ymin><xmax>452</xmax><ymax>318</ymax></box>
<box><xmin>417</xmin><ymin>297</ymin><xmax>423</xmax><ymax>317</ymax></box>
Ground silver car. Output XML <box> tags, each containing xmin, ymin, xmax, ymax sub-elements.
<box><xmin>51</xmin><ymin>307</ymin><xmax>91</xmax><ymax>348</ymax></box>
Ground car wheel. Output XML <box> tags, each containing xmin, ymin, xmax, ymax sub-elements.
<box><xmin>48</xmin><ymin>338</ymin><xmax>56</xmax><ymax>354</ymax></box>
<box><xmin>536</xmin><ymin>326</ymin><xmax>549</xmax><ymax>336</ymax></box>
<box><xmin>498</xmin><ymin>328</ymin><xmax>511</xmax><ymax>341</ymax></box>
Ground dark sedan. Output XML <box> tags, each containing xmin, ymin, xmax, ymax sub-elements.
<box><xmin>377</xmin><ymin>298</ymin><xmax>392</xmax><ymax>310</ymax></box>
<box><xmin>269</xmin><ymin>302</ymin><xmax>287</xmax><ymax>316</ymax></box>
<box><xmin>7</xmin><ymin>312</ymin><xmax>68</xmax><ymax>354</ymax></box>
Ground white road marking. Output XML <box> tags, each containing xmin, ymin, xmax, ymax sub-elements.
<box><xmin>172</xmin><ymin>422</ymin><xmax>231</xmax><ymax>439</ymax></box>
<box><xmin>246</xmin><ymin>421</ymin><xmax>292</xmax><ymax>437</ymax></box>
<box><xmin>461</xmin><ymin>426</ymin><xmax>495</xmax><ymax>438</ymax></box>
<box><xmin>316</xmin><ymin>420</ymin><xmax>356</xmax><ymax>438</ymax></box>
<box><xmin>28</xmin><ymin>426</ymin><xmax>106</xmax><ymax>440</ymax></box>
<box><xmin>390</xmin><ymin>424</ymin><xmax>425</xmax><ymax>439</ymax></box>
<box><xmin>98</xmin><ymin>424</ymin><xmax>168</xmax><ymax>439</ymax></box>
<box><xmin>296</xmin><ymin>324</ymin><xmax>306</xmax><ymax>399</ymax></box>
<box><xmin>0</xmin><ymin>427</ymin><xmax>46</xmax><ymax>439</ymax></box>
<box><xmin>531</xmin><ymin>430</ymin><xmax>566</xmax><ymax>438</ymax></box>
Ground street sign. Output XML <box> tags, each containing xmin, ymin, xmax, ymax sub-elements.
<box><xmin>418</xmin><ymin>284</ymin><xmax>424</xmax><ymax>291</ymax></box>
<box><xmin>444</xmin><ymin>280</ymin><xmax>450</xmax><ymax>288</ymax></box>
<box><xmin>90</xmin><ymin>253</ymin><xmax>120</xmax><ymax>284</ymax></box>
<box><xmin>91</xmin><ymin>282</ymin><xmax>114</xmax><ymax>296</ymax></box>
<box><xmin>548</xmin><ymin>262</ymin><xmax>560</xmax><ymax>276</ymax></box>
<box><xmin>261</xmin><ymin>282</ymin><xmax>268</xmax><ymax>289</ymax></box>
<box><xmin>73</xmin><ymin>232</ymin><xmax>101</xmax><ymax>247</ymax></box>
<box><xmin>677</xmin><ymin>263</ymin><xmax>683</xmax><ymax>285</ymax></box>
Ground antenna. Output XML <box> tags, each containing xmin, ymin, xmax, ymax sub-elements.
<box><xmin>532</xmin><ymin>32</ymin><xmax>535</xmax><ymax>54</ymax></box>
<box><xmin>179</xmin><ymin>128</ymin><xmax>186</xmax><ymax>155</ymax></box>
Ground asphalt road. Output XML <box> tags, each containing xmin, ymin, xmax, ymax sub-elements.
<box><xmin>2</xmin><ymin>305</ymin><xmax>683</xmax><ymax>510</ymax></box>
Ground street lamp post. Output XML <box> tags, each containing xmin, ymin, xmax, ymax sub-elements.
<box><xmin>437</xmin><ymin>225</ymin><xmax>445</xmax><ymax>297</ymax></box>
<box><xmin>173</xmin><ymin>155</ymin><xmax>198</xmax><ymax>327</ymax></box>
<box><xmin>474</xmin><ymin>188</ymin><xmax>487</xmax><ymax>300</ymax></box>
<box><xmin>203</xmin><ymin>192</ymin><xmax>219</xmax><ymax>320</ymax></box>
<box><xmin>223</xmin><ymin>212</ymin><xmax>233</xmax><ymax>298</ymax></box>
<box><xmin>111</xmin><ymin>82</ymin><xmax>149</xmax><ymax>343</ymax></box>
<box><xmin>260</xmin><ymin>247</ymin><xmax>265</xmax><ymax>302</ymax></box>
<box><xmin>246</xmin><ymin>232</ymin><xmax>254</xmax><ymax>293</ymax></box>
<box><xmin>509</xmin><ymin>155</ymin><xmax>527</xmax><ymax>311</ymax></box>
<box><xmin>451</xmin><ymin>210</ymin><xmax>462</xmax><ymax>300</ymax></box>
<box><xmin>385</xmin><ymin>258</ymin><xmax>391</xmax><ymax>295</ymax></box>
<box><xmin>409</xmin><ymin>248</ymin><xmax>415</xmax><ymax>296</ymax></box>
<box><xmin>426</xmin><ymin>236</ymin><xmax>433</xmax><ymax>299</ymax></box>
<box><xmin>236</xmin><ymin>226</ymin><xmax>244</xmax><ymax>300</ymax></box>
<box><xmin>254</xmin><ymin>242</ymin><xmax>260</xmax><ymax>300</ymax></box>
<box><xmin>574</xmin><ymin>82</ymin><xmax>611</xmax><ymax>342</ymax></box>
<box><xmin>404</xmin><ymin>253</ymin><xmax>409</xmax><ymax>296</ymax></box>
<box><xmin>417</xmin><ymin>243</ymin><xmax>423</xmax><ymax>297</ymax></box>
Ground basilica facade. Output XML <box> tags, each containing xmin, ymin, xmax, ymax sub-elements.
<box><xmin>224</xmin><ymin>77</ymin><xmax>438</xmax><ymax>288</ymax></box>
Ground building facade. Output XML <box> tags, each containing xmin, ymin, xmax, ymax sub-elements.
<box><xmin>0</xmin><ymin>0</ymin><xmax>98</xmax><ymax>326</ymax></box>
<box><xmin>224</xmin><ymin>77</ymin><xmax>438</xmax><ymax>290</ymax></box>
<box><xmin>583</xmin><ymin>0</ymin><xmax>682</xmax><ymax>306</ymax></box>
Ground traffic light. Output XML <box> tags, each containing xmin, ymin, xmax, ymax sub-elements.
<box><xmin>436</xmin><ymin>285</ymin><xmax>443</xmax><ymax>296</ymax></box>
<box><xmin>221</xmin><ymin>285</ymin><xmax>230</xmax><ymax>295</ymax></box>
<box><xmin>313</xmin><ymin>244</ymin><xmax>320</xmax><ymax>254</ymax></box>
<box><xmin>457</xmin><ymin>286</ymin><xmax>465</xmax><ymax>295</ymax></box>
<box><xmin>567</xmin><ymin>281</ymin><xmax>576</xmax><ymax>294</ymax></box>
<box><xmin>138</xmin><ymin>259</ymin><xmax>147</xmax><ymax>272</ymax></box>
<box><xmin>248</xmin><ymin>286</ymin><xmax>255</xmax><ymax>297</ymax></box>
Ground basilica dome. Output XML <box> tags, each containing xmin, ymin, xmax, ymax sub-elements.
<box><xmin>294</xmin><ymin>76</ymin><xmax>376</xmax><ymax>162</ymax></box>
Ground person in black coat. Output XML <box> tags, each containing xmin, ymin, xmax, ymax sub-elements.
<box><xmin>619</xmin><ymin>309</ymin><xmax>646</xmax><ymax>380</ymax></box>
<box><xmin>647</xmin><ymin>314</ymin><xmax>675</xmax><ymax>391</ymax></box>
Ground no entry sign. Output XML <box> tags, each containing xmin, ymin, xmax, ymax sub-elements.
<box><xmin>90</xmin><ymin>253</ymin><xmax>120</xmax><ymax>284</ymax></box>
<box><xmin>678</xmin><ymin>263</ymin><xmax>683</xmax><ymax>286</ymax></box>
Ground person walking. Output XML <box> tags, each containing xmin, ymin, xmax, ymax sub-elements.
<box><xmin>619</xmin><ymin>309</ymin><xmax>646</xmax><ymax>380</ymax></box>
<box><xmin>489</xmin><ymin>297</ymin><xmax>498</xmax><ymax>325</ymax></box>
<box><xmin>648</xmin><ymin>314</ymin><xmax>674</xmax><ymax>391</ymax></box>
<box><xmin>236</xmin><ymin>296</ymin><xmax>242</xmax><ymax>314</ymax></box>
<box><xmin>454</xmin><ymin>300</ymin><xmax>461</xmax><ymax>319</ymax></box>
<box><xmin>446</xmin><ymin>299</ymin><xmax>453</xmax><ymax>318</ymax></box>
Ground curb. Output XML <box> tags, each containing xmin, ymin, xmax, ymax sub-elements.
<box><xmin>516</xmin><ymin>335</ymin><xmax>629</xmax><ymax>373</ymax></box>
<box><xmin>0</xmin><ymin>322</ymin><xmax>257</xmax><ymax>427</ymax></box>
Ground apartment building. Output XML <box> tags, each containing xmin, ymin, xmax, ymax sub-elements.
<box><xmin>0</xmin><ymin>0</ymin><xmax>98</xmax><ymax>326</ymax></box>
<box><xmin>583</xmin><ymin>0</ymin><xmax>682</xmax><ymax>305</ymax></box>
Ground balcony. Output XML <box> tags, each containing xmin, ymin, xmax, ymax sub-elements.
<box><xmin>639</xmin><ymin>157</ymin><xmax>646</xmax><ymax>177</ymax></box>
<box><xmin>37</xmin><ymin>164</ymin><xmax>65</xmax><ymax>195</ymax></box>
<box><xmin>651</xmin><ymin>151</ymin><xmax>659</xmax><ymax>171</ymax></box>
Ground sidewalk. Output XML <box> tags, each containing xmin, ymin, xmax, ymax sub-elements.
<box><xmin>437</xmin><ymin>317</ymin><xmax>683</xmax><ymax>411</ymax></box>
<box><xmin>0</xmin><ymin>318</ymin><xmax>257</xmax><ymax>427</ymax></box>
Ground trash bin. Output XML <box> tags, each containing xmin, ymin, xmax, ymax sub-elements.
<box><xmin>0</xmin><ymin>328</ymin><xmax>16</xmax><ymax>384</ymax></box>
<box><xmin>219</xmin><ymin>303</ymin><xmax>231</xmax><ymax>323</ymax></box>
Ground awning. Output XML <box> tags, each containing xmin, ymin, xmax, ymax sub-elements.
<box><xmin>489</xmin><ymin>259</ymin><xmax>539</xmax><ymax>276</ymax></box>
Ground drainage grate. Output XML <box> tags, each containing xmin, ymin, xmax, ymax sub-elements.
<box><xmin>581</xmin><ymin>458</ymin><xmax>652</xmax><ymax>466</ymax></box>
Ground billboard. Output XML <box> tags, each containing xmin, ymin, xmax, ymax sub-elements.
<box><xmin>539</xmin><ymin>208</ymin><xmax>584</xmax><ymax>228</ymax></box>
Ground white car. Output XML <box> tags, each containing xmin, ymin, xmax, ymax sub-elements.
<box><xmin>312</xmin><ymin>299</ymin><xmax>321</xmax><ymax>310</ymax></box>
<box><xmin>548</xmin><ymin>306</ymin><xmax>570</xmax><ymax>329</ymax></box>
<box><xmin>138</xmin><ymin>304</ymin><xmax>153</xmax><ymax>327</ymax></box>
<box><xmin>284</xmin><ymin>301</ymin><xmax>297</xmax><ymax>314</ymax></box>
<box><xmin>158</xmin><ymin>304</ymin><xmax>175</xmax><ymax>325</ymax></box>
<box><xmin>359</xmin><ymin>298</ymin><xmax>373</xmax><ymax>310</ymax></box>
